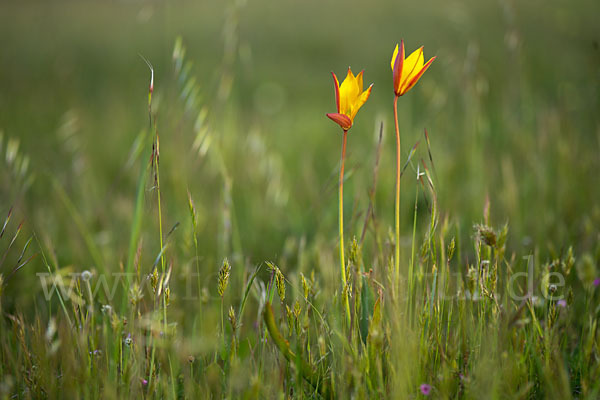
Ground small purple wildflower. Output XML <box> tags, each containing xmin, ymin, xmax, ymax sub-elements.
<box><xmin>420</xmin><ymin>383</ymin><xmax>432</xmax><ymax>396</ymax></box>
<box><xmin>142</xmin><ymin>378</ymin><xmax>148</xmax><ymax>386</ymax></box>
<box><xmin>124</xmin><ymin>333</ymin><xmax>133</xmax><ymax>347</ymax></box>
<box><xmin>557</xmin><ymin>299</ymin><xmax>567</xmax><ymax>308</ymax></box>
<box><xmin>593</xmin><ymin>278</ymin><xmax>600</xmax><ymax>287</ymax></box>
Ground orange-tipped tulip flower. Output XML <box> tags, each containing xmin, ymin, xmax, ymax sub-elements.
<box><xmin>327</xmin><ymin>67</ymin><xmax>373</xmax><ymax>130</ymax></box>
<box><xmin>391</xmin><ymin>41</ymin><xmax>436</xmax><ymax>97</ymax></box>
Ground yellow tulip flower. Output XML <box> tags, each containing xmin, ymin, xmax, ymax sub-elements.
<box><xmin>327</xmin><ymin>67</ymin><xmax>373</xmax><ymax>131</ymax></box>
<box><xmin>391</xmin><ymin>40</ymin><xmax>436</xmax><ymax>97</ymax></box>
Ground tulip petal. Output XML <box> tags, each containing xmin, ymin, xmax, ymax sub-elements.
<box><xmin>407</xmin><ymin>48</ymin><xmax>425</xmax><ymax>81</ymax></box>
<box><xmin>400</xmin><ymin>47</ymin><xmax>424</xmax><ymax>93</ymax></box>
<box><xmin>393</xmin><ymin>41</ymin><xmax>405</xmax><ymax>95</ymax></box>
<box><xmin>391</xmin><ymin>44</ymin><xmax>399</xmax><ymax>71</ymax></box>
<box><xmin>402</xmin><ymin>56</ymin><xmax>436</xmax><ymax>94</ymax></box>
<box><xmin>331</xmin><ymin>72</ymin><xmax>341</xmax><ymax>113</ymax></box>
<box><xmin>339</xmin><ymin>67</ymin><xmax>359</xmax><ymax>115</ymax></box>
<box><xmin>350</xmin><ymin>83</ymin><xmax>373</xmax><ymax>119</ymax></box>
<box><xmin>326</xmin><ymin>113</ymin><xmax>352</xmax><ymax>130</ymax></box>
<box><xmin>356</xmin><ymin>70</ymin><xmax>364</xmax><ymax>92</ymax></box>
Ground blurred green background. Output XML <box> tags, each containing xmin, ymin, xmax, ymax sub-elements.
<box><xmin>1</xmin><ymin>0</ymin><xmax>599</xmax><ymax>310</ymax></box>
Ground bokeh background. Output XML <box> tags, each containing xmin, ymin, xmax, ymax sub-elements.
<box><xmin>1</xmin><ymin>0</ymin><xmax>599</xmax><ymax>309</ymax></box>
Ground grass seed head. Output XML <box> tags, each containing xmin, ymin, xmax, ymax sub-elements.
<box><xmin>275</xmin><ymin>268</ymin><xmax>285</xmax><ymax>302</ymax></box>
<box><xmin>218</xmin><ymin>258</ymin><xmax>231</xmax><ymax>297</ymax></box>
<box><xmin>342</xmin><ymin>281</ymin><xmax>352</xmax><ymax>305</ymax></box>
<box><xmin>293</xmin><ymin>300</ymin><xmax>301</xmax><ymax>319</ymax></box>
<box><xmin>129</xmin><ymin>283</ymin><xmax>144</xmax><ymax>305</ymax></box>
<box><xmin>474</xmin><ymin>224</ymin><xmax>497</xmax><ymax>247</ymax></box>
<box><xmin>228</xmin><ymin>306</ymin><xmax>237</xmax><ymax>333</ymax></box>
<box><xmin>300</xmin><ymin>272</ymin><xmax>310</xmax><ymax>300</ymax></box>
<box><xmin>349</xmin><ymin>236</ymin><xmax>360</xmax><ymax>267</ymax></box>
<box><xmin>150</xmin><ymin>268</ymin><xmax>159</xmax><ymax>293</ymax></box>
<box><xmin>563</xmin><ymin>246</ymin><xmax>575</xmax><ymax>276</ymax></box>
<box><xmin>447</xmin><ymin>237</ymin><xmax>456</xmax><ymax>262</ymax></box>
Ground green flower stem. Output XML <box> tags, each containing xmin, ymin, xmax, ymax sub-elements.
<box><xmin>339</xmin><ymin>129</ymin><xmax>351</xmax><ymax>326</ymax></box>
<box><xmin>393</xmin><ymin>95</ymin><xmax>401</xmax><ymax>296</ymax></box>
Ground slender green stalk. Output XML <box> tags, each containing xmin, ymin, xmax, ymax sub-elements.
<box><xmin>393</xmin><ymin>95</ymin><xmax>401</xmax><ymax>295</ymax></box>
<box><xmin>155</xmin><ymin>144</ymin><xmax>165</xmax><ymax>276</ymax></box>
<box><xmin>221</xmin><ymin>297</ymin><xmax>225</xmax><ymax>351</ymax></box>
<box><xmin>339</xmin><ymin>129</ymin><xmax>351</xmax><ymax>326</ymax></box>
<box><xmin>409</xmin><ymin>183</ymin><xmax>419</xmax><ymax>320</ymax></box>
<box><xmin>188</xmin><ymin>192</ymin><xmax>201</xmax><ymax>311</ymax></box>
<box><xmin>154</xmin><ymin>157</ymin><xmax>176</xmax><ymax>397</ymax></box>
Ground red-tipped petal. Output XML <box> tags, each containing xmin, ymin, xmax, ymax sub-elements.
<box><xmin>402</xmin><ymin>56</ymin><xmax>436</xmax><ymax>94</ymax></box>
<box><xmin>326</xmin><ymin>113</ymin><xmax>352</xmax><ymax>130</ymax></box>
<box><xmin>360</xmin><ymin>83</ymin><xmax>374</xmax><ymax>106</ymax></box>
<box><xmin>399</xmin><ymin>46</ymin><xmax>424</xmax><ymax>95</ymax></box>
<box><xmin>393</xmin><ymin>40</ymin><xmax>405</xmax><ymax>96</ymax></box>
<box><xmin>331</xmin><ymin>72</ymin><xmax>341</xmax><ymax>113</ymax></box>
<box><xmin>347</xmin><ymin>66</ymin><xmax>354</xmax><ymax>79</ymax></box>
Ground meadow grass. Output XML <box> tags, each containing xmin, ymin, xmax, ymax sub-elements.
<box><xmin>1</xmin><ymin>0</ymin><xmax>599</xmax><ymax>398</ymax></box>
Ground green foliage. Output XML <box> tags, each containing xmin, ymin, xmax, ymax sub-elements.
<box><xmin>1</xmin><ymin>0</ymin><xmax>600</xmax><ymax>398</ymax></box>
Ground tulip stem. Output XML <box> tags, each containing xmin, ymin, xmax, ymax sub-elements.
<box><xmin>339</xmin><ymin>129</ymin><xmax>351</xmax><ymax>326</ymax></box>
<box><xmin>393</xmin><ymin>95</ymin><xmax>401</xmax><ymax>297</ymax></box>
